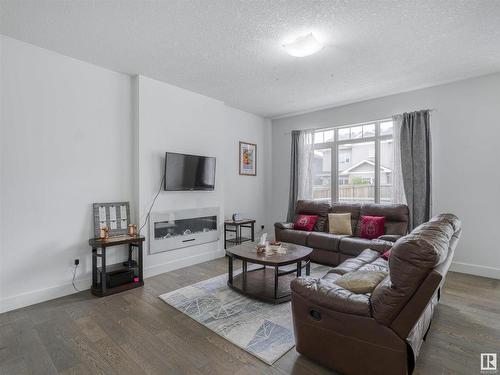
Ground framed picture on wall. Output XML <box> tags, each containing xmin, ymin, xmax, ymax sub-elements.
<box><xmin>239</xmin><ymin>141</ymin><xmax>257</xmax><ymax>176</ymax></box>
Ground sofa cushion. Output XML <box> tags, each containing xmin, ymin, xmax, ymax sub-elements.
<box><xmin>307</xmin><ymin>232</ymin><xmax>346</xmax><ymax>251</ymax></box>
<box><xmin>360</xmin><ymin>215</ymin><xmax>385</xmax><ymax>239</ymax></box>
<box><xmin>339</xmin><ymin>237</ymin><xmax>372</xmax><ymax>256</ymax></box>
<box><xmin>274</xmin><ymin>222</ymin><xmax>294</xmax><ymax>230</ymax></box>
<box><xmin>309</xmin><ymin>249</ymin><xmax>340</xmax><ymax>266</ymax></box>
<box><xmin>278</xmin><ymin>229</ymin><xmax>311</xmax><ymax>246</ymax></box>
<box><xmin>335</xmin><ymin>271</ymin><xmax>388</xmax><ymax>294</ymax></box>
<box><xmin>328</xmin><ymin>213</ymin><xmax>352</xmax><ymax>235</ymax></box>
<box><xmin>291</xmin><ymin>276</ymin><xmax>371</xmax><ymax>316</ymax></box>
<box><xmin>369</xmin><ymin>239</ymin><xmax>394</xmax><ymax>253</ymax></box>
<box><xmin>371</xmin><ymin>214</ymin><xmax>460</xmax><ymax>326</ymax></box>
<box><xmin>357</xmin><ymin>257</ymin><xmax>390</xmax><ymax>273</ymax></box>
<box><xmin>328</xmin><ymin>249</ymin><xmax>380</xmax><ymax>275</ymax></box>
<box><xmin>356</xmin><ymin>203</ymin><xmax>409</xmax><ymax>236</ymax></box>
<box><xmin>293</xmin><ymin>214</ymin><xmax>318</xmax><ymax>231</ymax></box>
<box><xmin>330</xmin><ymin>202</ymin><xmax>361</xmax><ymax>234</ymax></box>
<box><xmin>378</xmin><ymin>234</ymin><xmax>403</xmax><ymax>242</ymax></box>
<box><xmin>295</xmin><ymin>200</ymin><xmax>330</xmax><ymax>231</ymax></box>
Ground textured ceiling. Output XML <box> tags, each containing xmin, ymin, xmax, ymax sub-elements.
<box><xmin>1</xmin><ymin>0</ymin><xmax>500</xmax><ymax>118</ymax></box>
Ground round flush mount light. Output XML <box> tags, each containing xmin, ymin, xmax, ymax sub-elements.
<box><xmin>282</xmin><ymin>32</ymin><xmax>324</xmax><ymax>57</ymax></box>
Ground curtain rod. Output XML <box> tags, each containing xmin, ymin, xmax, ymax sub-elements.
<box><xmin>282</xmin><ymin>109</ymin><xmax>436</xmax><ymax>135</ymax></box>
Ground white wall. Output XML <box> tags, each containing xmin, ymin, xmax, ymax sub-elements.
<box><xmin>223</xmin><ymin>107</ymin><xmax>272</xmax><ymax>233</ymax></box>
<box><xmin>135</xmin><ymin>75</ymin><xmax>227</xmax><ymax>276</ymax></box>
<box><xmin>0</xmin><ymin>39</ymin><xmax>270</xmax><ymax>312</ymax></box>
<box><xmin>0</xmin><ymin>36</ymin><xmax>133</xmax><ymax>312</ymax></box>
<box><xmin>135</xmin><ymin>76</ymin><xmax>271</xmax><ymax>277</ymax></box>
<box><xmin>272</xmin><ymin>73</ymin><xmax>500</xmax><ymax>279</ymax></box>
<box><xmin>0</xmin><ymin>36</ymin><xmax>4</xmax><ymax>313</ymax></box>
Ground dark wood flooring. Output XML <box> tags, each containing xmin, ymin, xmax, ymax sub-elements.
<box><xmin>0</xmin><ymin>257</ymin><xmax>498</xmax><ymax>375</ymax></box>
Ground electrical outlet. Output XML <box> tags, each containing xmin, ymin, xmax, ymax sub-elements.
<box><xmin>74</xmin><ymin>259</ymin><xmax>80</xmax><ymax>266</ymax></box>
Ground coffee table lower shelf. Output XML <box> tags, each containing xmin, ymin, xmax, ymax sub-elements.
<box><xmin>226</xmin><ymin>242</ymin><xmax>313</xmax><ymax>304</ymax></box>
<box><xmin>228</xmin><ymin>267</ymin><xmax>298</xmax><ymax>303</ymax></box>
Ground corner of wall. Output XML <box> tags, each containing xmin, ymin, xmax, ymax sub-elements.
<box><xmin>131</xmin><ymin>75</ymin><xmax>140</xmax><ymax>224</ymax></box>
<box><xmin>0</xmin><ymin>35</ymin><xmax>4</xmax><ymax>312</ymax></box>
<box><xmin>263</xmin><ymin>118</ymin><xmax>274</xmax><ymax>233</ymax></box>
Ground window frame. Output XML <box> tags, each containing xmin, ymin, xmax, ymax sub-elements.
<box><xmin>312</xmin><ymin>119</ymin><xmax>393</xmax><ymax>204</ymax></box>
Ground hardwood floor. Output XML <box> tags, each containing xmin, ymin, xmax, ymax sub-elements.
<box><xmin>0</xmin><ymin>258</ymin><xmax>499</xmax><ymax>375</ymax></box>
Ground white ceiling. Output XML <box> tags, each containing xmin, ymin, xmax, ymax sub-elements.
<box><xmin>1</xmin><ymin>1</ymin><xmax>500</xmax><ymax>118</ymax></box>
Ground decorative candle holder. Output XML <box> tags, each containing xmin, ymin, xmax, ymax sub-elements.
<box><xmin>128</xmin><ymin>224</ymin><xmax>137</xmax><ymax>237</ymax></box>
<box><xmin>99</xmin><ymin>227</ymin><xmax>109</xmax><ymax>239</ymax></box>
<box><xmin>256</xmin><ymin>244</ymin><xmax>266</xmax><ymax>254</ymax></box>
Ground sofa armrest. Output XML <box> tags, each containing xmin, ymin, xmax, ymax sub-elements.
<box><xmin>370</xmin><ymin>239</ymin><xmax>395</xmax><ymax>253</ymax></box>
<box><xmin>377</xmin><ymin>234</ymin><xmax>402</xmax><ymax>242</ymax></box>
<box><xmin>291</xmin><ymin>276</ymin><xmax>371</xmax><ymax>317</ymax></box>
<box><xmin>274</xmin><ymin>222</ymin><xmax>294</xmax><ymax>230</ymax></box>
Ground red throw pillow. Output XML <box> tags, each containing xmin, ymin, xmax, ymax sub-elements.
<box><xmin>381</xmin><ymin>249</ymin><xmax>391</xmax><ymax>260</ymax></box>
<box><xmin>360</xmin><ymin>215</ymin><xmax>385</xmax><ymax>239</ymax></box>
<box><xmin>294</xmin><ymin>215</ymin><xmax>319</xmax><ymax>232</ymax></box>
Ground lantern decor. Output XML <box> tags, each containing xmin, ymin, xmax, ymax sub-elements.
<box><xmin>99</xmin><ymin>227</ymin><xmax>109</xmax><ymax>239</ymax></box>
<box><xmin>128</xmin><ymin>224</ymin><xmax>138</xmax><ymax>237</ymax></box>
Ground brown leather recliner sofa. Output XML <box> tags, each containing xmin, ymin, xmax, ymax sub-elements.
<box><xmin>290</xmin><ymin>213</ymin><xmax>462</xmax><ymax>375</ymax></box>
<box><xmin>275</xmin><ymin>200</ymin><xmax>410</xmax><ymax>266</ymax></box>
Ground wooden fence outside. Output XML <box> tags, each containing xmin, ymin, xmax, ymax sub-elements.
<box><xmin>312</xmin><ymin>184</ymin><xmax>392</xmax><ymax>202</ymax></box>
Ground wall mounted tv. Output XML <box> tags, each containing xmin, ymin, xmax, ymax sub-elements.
<box><xmin>164</xmin><ymin>152</ymin><xmax>216</xmax><ymax>191</ymax></box>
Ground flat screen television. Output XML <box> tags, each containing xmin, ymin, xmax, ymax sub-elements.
<box><xmin>164</xmin><ymin>152</ymin><xmax>216</xmax><ymax>191</ymax></box>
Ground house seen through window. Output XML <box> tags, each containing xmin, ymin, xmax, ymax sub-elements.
<box><xmin>312</xmin><ymin>120</ymin><xmax>394</xmax><ymax>204</ymax></box>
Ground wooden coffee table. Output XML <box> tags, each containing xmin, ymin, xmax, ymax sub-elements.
<box><xmin>225</xmin><ymin>242</ymin><xmax>312</xmax><ymax>304</ymax></box>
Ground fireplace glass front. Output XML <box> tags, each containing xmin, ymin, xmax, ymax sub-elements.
<box><xmin>154</xmin><ymin>215</ymin><xmax>217</xmax><ymax>239</ymax></box>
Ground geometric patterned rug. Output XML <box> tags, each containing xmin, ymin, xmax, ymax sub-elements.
<box><xmin>159</xmin><ymin>264</ymin><xmax>331</xmax><ymax>364</ymax></box>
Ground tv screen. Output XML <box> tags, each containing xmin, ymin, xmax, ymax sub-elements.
<box><xmin>164</xmin><ymin>152</ymin><xmax>216</xmax><ymax>191</ymax></box>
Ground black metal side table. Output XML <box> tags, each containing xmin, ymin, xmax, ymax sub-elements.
<box><xmin>224</xmin><ymin>219</ymin><xmax>255</xmax><ymax>249</ymax></box>
<box><xmin>89</xmin><ymin>235</ymin><xmax>145</xmax><ymax>297</ymax></box>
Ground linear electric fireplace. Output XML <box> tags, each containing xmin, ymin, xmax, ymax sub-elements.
<box><xmin>149</xmin><ymin>207</ymin><xmax>219</xmax><ymax>254</ymax></box>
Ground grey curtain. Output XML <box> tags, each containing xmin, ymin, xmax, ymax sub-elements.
<box><xmin>400</xmin><ymin>110</ymin><xmax>432</xmax><ymax>229</ymax></box>
<box><xmin>287</xmin><ymin>130</ymin><xmax>300</xmax><ymax>222</ymax></box>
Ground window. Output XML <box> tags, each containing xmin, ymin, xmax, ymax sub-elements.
<box><xmin>311</xmin><ymin>120</ymin><xmax>394</xmax><ymax>203</ymax></box>
<box><xmin>338</xmin><ymin>149</ymin><xmax>351</xmax><ymax>163</ymax></box>
<box><xmin>379</xmin><ymin>138</ymin><xmax>394</xmax><ymax>203</ymax></box>
<box><xmin>338</xmin><ymin>128</ymin><xmax>350</xmax><ymax>140</ymax></box>
<box><xmin>313</xmin><ymin>129</ymin><xmax>334</xmax><ymax>144</ymax></box>
<box><xmin>312</xmin><ymin>148</ymin><xmax>331</xmax><ymax>200</ymax></box>
<box><xmin>338</xmin><ymin>141</ymin><xmax>375</xmax><ymax>203</ymax></box>
<box><xmin>380</xmin><ymin>121</ymin><xmax>393</xmax><ymax>135</ymax></box>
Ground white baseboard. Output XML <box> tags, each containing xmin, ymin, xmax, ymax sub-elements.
<box><xmin>2</xmin><ymin>255</ymin><xmax>496</xmax><ymax>313</ymax></box>
<box><xmin>0</xmin><ymin>277</ymin><xmax>91</xmax><ymax>314</ymax></box>
<box><xmin>0</xmin><ymin>249</ymin><xmax>225</xmax><ymax>314</ymax></box>
<box><xmin>144</xmin><ymin>248</ymin><xmax>225</xmax><ymax>278</ymax></box>
<box><xmin>450</xmin><ymin>261</ymin><xmax>500</xmax><ymax>280</ymax></box>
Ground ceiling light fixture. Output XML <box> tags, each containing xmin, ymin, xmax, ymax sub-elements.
<box><xmin>282</xmin><ymin>32</ymin><xmax>323</xmax><ymax>57</ymax></box>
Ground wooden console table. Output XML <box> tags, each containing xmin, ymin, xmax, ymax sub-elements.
<box><xmin>224</xmin><ymin>219</ymin><xmax>255</xmax><ymax>249</ymax></box>
<box><xmin>89</xmin><ymin>235</ymin><xmax>145</xmax><ymax>297</ymax></box>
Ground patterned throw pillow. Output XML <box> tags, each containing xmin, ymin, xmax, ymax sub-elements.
<box><xmin>293</xmin><ymin>215</ymin><xmax>319</xmax><ymax>232</ymax></box>
<box><xmin>360</xmin><ymin>215</ymin><xmax>385</xmax><ymax>239</ymax></box>
<box><xmin>381</xmin><ymin>249</ymin><xmax>391</xmax><ymax>260</ymax></box>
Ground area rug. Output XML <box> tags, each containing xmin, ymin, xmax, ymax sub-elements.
<box><xmin>159</xmin><ymin>264</ymin><xmax>330</xmax><ymax>364</ymax></box>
